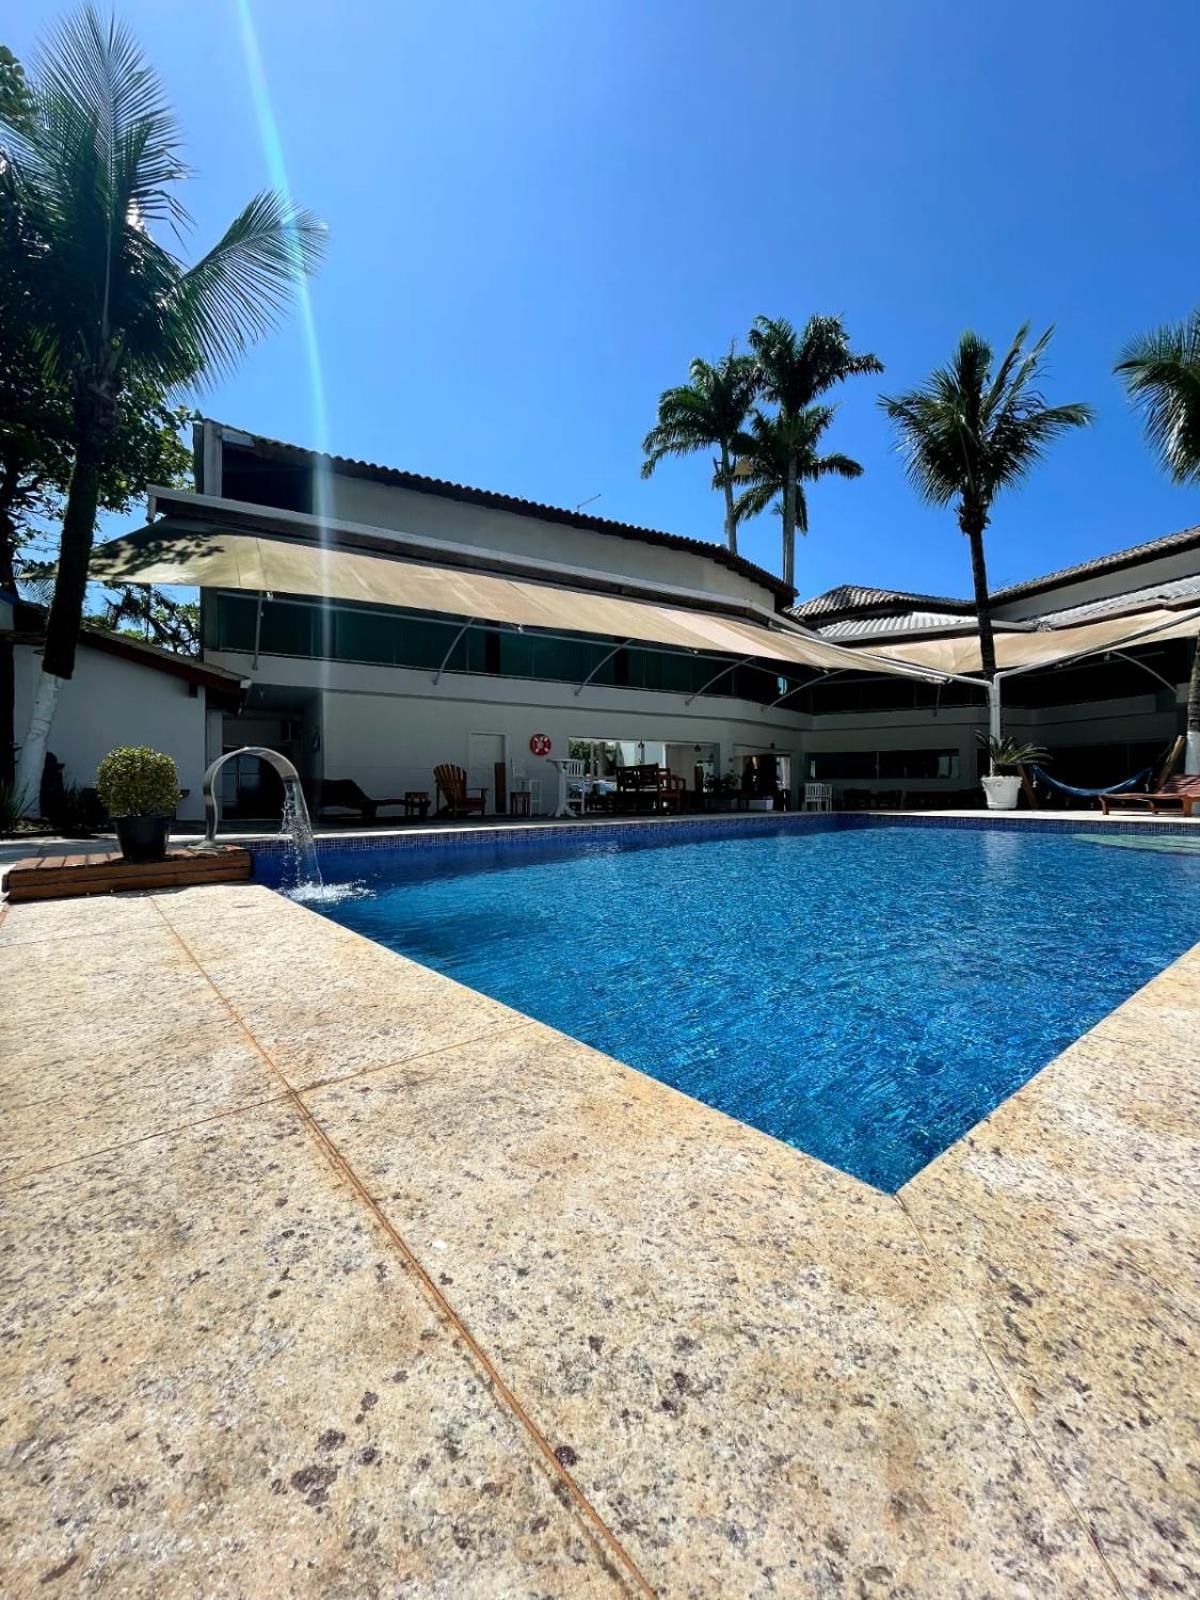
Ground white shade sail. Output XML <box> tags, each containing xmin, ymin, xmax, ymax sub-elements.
<box><xmin>866</xmin><ymin>606</ymin><xmax>1200</xmax><ymax>676</ymax></box>
<box><xmin>90</xmin><ymin>525</ymin><xmax>946</xmax><ymax>682</ymax></box>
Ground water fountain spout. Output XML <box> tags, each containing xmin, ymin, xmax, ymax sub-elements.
<box><xmin>203</xmin><ymin>746</ymin><xmax>323</xmax><ymax>890</ymax></box>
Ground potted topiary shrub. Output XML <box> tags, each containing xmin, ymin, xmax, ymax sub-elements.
<box><xmin>978</xmin><ymin>734</ymin><xmax>1049</xmax><ymax>811</ymax></box>
<box><xmin>96</xmin><ymin>747</ymin><xmax>181</xmax><ymax>862</ymax></box>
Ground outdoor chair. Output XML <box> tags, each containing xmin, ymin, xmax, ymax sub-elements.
<box><xmin>614</xmin><ymin>763</ymin><xmax>685</xmax><ymax>814</ymax></box>
<box><xmin>433</xmin><ymin>763</ymin><xmax>488</xmax><ymax>818</ymax></box>
<box><xmin>311</xmin><ymin>778</ymin><xmax>411</xmax><ymax>823</ymax></box>
<box><xmin>563</xmin><ymin>757</ymin><xmax>588</xmax><ymax>815</ymax></box>
<box><xmin>1099</xmin><ymin>774</ymin><xmax>1200</xmax><ymax>818</ymax></box>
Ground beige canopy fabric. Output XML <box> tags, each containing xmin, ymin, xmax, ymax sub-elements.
<box><xmin>90</xmin><ymin>524</ymin><xmax>944</xmax><ymax>682</ymax></box>
<box><xmin>867</xmin><ymin>606</ymin><xmax>1200</xmax><ymax>677</ymax></box>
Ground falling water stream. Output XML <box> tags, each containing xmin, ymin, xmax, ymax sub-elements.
<box><xmin>203</xmin><ymin>748</ymin><xmax>367</xmax><ymax>904</ymax></box>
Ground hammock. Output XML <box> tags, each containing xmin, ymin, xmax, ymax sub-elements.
<box><xmin>1029</xmin><ymin>764</ymin><xmax>1153</xmax><ymax>799</ymax></box>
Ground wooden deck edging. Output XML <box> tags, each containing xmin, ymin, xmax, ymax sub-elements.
<box><xmin>3</xmin><ymin>845</ymin><xmax>252</xmax><ymax>903</ymax></box>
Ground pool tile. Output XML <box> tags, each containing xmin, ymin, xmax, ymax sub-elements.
<box><xmin>0</xmin><ymin>1100</ymin><xmax>633</xmax><ymax>1598</ymax></box>
<box><xmin>302</xmin><ymin>1021</ymin><xmax>1115</xmax><ymax>1598</ymax></box>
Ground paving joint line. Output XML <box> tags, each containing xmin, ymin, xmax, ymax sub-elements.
<box><xmin>892</xmin><ymin>1188</ymin><xmax>1133</xmax><ymax>1600</ymax></box>
<box><xmin>150</xmin><ymin>896</ymin><xmax>654</xmax><ymax>1599</ymax></box>
<box><xmin>295</xmin><ymin>1017</ymin><xmax>539</xmax><ymax>1096</ymax></box>
<box><xmin>0</xmin><ymin>1088</ymin><xmax>293</xmax><ymax>1189</ymax></box>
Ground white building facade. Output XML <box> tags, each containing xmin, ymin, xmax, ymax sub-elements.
<box><xmin>72</xmin><ymin>420</ymin><xmax>1200</xmax><ymax>821</ymax></box>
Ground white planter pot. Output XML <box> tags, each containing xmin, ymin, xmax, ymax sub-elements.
<box><xmin>747</xmin><ymin>796</ymin><xmax>774</xmax><ymax>812</ymax></box>
<box><xmin>981</xmin><ymin>774</ymin><xmax>1022</xmax><ymax>811</ymax></box>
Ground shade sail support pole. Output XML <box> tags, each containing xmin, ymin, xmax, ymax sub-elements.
<box><xmin>432</xmin><ymin>617</ymin><xmax>476</xmax><ymax>684</ymax></box>
<box><xmin>684</xmin><ymin>654</ymin><xmax>757</xmax><ymax>707</ymax></box>
<box><xmin>988</xmin><ymin>677</ymin><xmax>1002</xmax><ymax>743</ymax></box>
<box><xmin>252</xmin><ymin>591</ymin><xmax>265</xmax><ymax>670</ymax></box>
<box><xmin>1104</xmin><ymin>649</ymin><xmax>1179</xmax><ymax>696</ymax></box>
<box><xmin>574</xmin><ymin>638</ymin><xmax>632</xmax><ymax>696</ymax></box>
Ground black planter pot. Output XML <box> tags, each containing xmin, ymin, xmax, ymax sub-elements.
<box><xmin>115</xmin><ymin>814</ymin><xmax>171</xmax><ymax>863</ymax></box>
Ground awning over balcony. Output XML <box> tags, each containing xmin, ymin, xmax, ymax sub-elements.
<box><xmin>867</xmin><ymin>606</ymin><xmax>1200</xmax><ymax>676</ymax></box>
<box><xmin>89</xmin><ymin>524</ymin><xmax>948</xmax><ymax>682</ymax></box>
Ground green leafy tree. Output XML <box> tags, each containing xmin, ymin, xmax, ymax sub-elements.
<box><xmin>0</xmin><ymin>45</ymin><xmax>33</xmax><ymax>125</ymax></box>
<box><xmin>1</xmin><ymin>6</ymin><xmax>324</xmax><ymax>810</ymax></box>
<box><xmin>879</xmin><ymin>325</ymin><xmax>1092</xmax><ymax>680</ymax></box>
<box><xmin>0</xmin><ymin>41</ymin><xmax>195</xmax><ymax>786</ymax></box>
<box><xmin>747</xmin><ymin>316</ymin><xmax>882</xmax><ymax>589</ymax></box>
<box><xmin>730</xmin><ymin>405</ymin><xmax>864</xmax><ymax>557</ymax></box>
<box><xmin>89</xmin><ymin>586</ymin><xmax>201</xmax><ymax>655</ymax></box>
<box><xmin>1116</xmin><ymin>311</ymin><xmax>1200</xmax><ymax>771</ymax></box>
<box><xmin>641</xmin><ymin>349</ymin><xmax>758</xmax><ymax>554</ymax></box>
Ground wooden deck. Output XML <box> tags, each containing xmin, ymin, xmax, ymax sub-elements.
<box><xmin>3</xmin><ymin>844</ymin><xmax>252</xmax><ymax>903</ymax></box>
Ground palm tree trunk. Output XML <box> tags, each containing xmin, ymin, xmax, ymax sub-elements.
<box><xmin>13</xmin><ymin>390</ymin><xmax>113</xmax><ymax>814</ymax></box>
<box><xmin>1185</xmin><ymin>637</ymin><xmax>1200</xmax><ymax>776</ymax></box>
<box><xmin>0</xmin><ymin>638</ymin><xmax>13</xmax><ymax>787</ymax></box>
<box><xmin>960</xmin><ymin>503</ymin><xmax>997</xmax><ymax>680</ymax></box>
<box><xmin>719</xmin><ymin>446</ymin><xmax>738</xmax><ymax>556</ymax></box>
<box><xmin>782</xmin><ymin>456</ymin><xmax>797</xmax><ymax>590</ymax></box>
<box><xmin>0</xmin><ymin>492</ymin><xmax>16</xmax><ymax>787</ymax></box>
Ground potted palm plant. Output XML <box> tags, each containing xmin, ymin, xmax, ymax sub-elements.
<box><xmin>96</xmin><ymin>747</ymin><xmax>180</xmax><ymax>862</ymax></box>
<box><xmin>978</xmin><ymin>734</ymin><xmax>1048</xmax><ymax>811</ymax></box>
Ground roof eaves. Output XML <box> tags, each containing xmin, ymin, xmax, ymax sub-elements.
<box><xmin>992</xmin><ymin>523</ymin><xmax>1200</xmax><ymax>603</ymax></box>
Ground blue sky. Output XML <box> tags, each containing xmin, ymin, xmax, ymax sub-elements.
<box><xmin>12</xmin><ymin>0</ymin><xmax>1200</xmax><ymax>600</ymax></box>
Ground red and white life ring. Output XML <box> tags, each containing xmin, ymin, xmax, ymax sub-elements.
<box><xmin>529</xmin><ymin>732</ymin><xmax>552</xmax><ymax>756</ymax></box>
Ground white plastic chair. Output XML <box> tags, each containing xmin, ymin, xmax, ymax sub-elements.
<box><xmin>563</xmin><ymin>757</ymin><xmax>587</xmax><ymax>815</ymax></box>
<box><xmin>803</xmin><ymin>782</ymin><xmax>832</xmax><ymax>812</ymax></box>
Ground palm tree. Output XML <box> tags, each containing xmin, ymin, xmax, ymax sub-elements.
<box><xmin>730</xmin><ymin>406</ymin><xmax>864</xmax><ymax>554</ymax></box>
<box><xmin>641</xmin><ymin>349</ymin><xmax>758</xmax><ymax>554</ymax></box>
<box><xmin>3</xmin><ymin>7</ymin><xmax>324</xmax><ymax>809</ymax></box>
<box><xmin>1116</xmin><ymin>313</ymin><xmax>1200</xmax><ymax>772</ymax></box>
<box><xmin>879</xmin><ymin>325</ymin><xmax>1092</xmax><ymax>680</ymax></box>
<box><xmin>747</xmin><ymin>316</ymin><xmax>882</xmax><ymax>589</ymax></box>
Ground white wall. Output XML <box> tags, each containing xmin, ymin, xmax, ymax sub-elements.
<box><xmin>325</xmin><ymin>473</ymin><xmax>778</xmax><ymax>611</ymax></box>
<box><xmin>214</xmin><ymin>649</ymin><xmax>805</xmax><ymax>812</ymax></box>
<box><xmin>13</xmin><ymin>642</ymin><xmax>208</xmax><ymax>820</ymax></box>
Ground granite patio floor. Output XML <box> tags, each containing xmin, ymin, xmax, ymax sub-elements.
<box><xmin>1</xmin><ymin>883</ymin><xmax>1196</xmax><ymax>1597</ymax></box>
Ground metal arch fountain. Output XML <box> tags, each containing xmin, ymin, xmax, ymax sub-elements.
<box><xmin>203</xmin><ymin>746</ymin><xmax>324</xmax><ymax>894</ymax></box>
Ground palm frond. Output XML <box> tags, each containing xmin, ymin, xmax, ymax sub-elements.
<box><xmin>732</xmin><ymin>479</ymin><xmax>778</xmax><ymax>524</ymax></box>
<box><xmin>1116</xmin><ymin>313</ymin><xmax>1200</xmax><ymax>484</ymax></box>
<box><xmin>35</xmin><ymin>5</ymin><xmax>187</xmax><ymax>227</ymax></box>
<box><xmin>640</xmin><ymin>347</ymin><xmax>757</xmax><ymax>478</ymax></box>
<box><xmin>812</xmin><ymin>451</ymin><xmax>863</xmax><ymax>480</ymax></box>
<box><xmin>750</xmin><ymin>313</ymin><xmax>882</xmax><ymax>414</ymax></box>
<box><xmin>881</xmin><ymin>324</ymin><xmax>1091</xmax><ymax>513</ymax></box>
<box><xmin>166</xmin><ymin>192</ymin><xmax>326</xmax><ymax>382</ymax></box>
<box><xmin>730</xmin><ymin>405</ymin><xmax>862</xmax><ymax>524</ymax></box>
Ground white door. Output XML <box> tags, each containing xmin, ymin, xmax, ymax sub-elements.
<box><xmin>467</xmin><ymin>733</ymin><xmax>505</xmax><ymax>813</ymax></box>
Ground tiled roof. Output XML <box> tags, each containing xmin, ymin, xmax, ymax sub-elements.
<box><xmin>814</xmin><ymin>611</ymin><xmax>987</xmax><ymax>642</ymax></box>
<box><xmin>204</xmin><ymin>421</ymin><xmax>794</xmax><ymax>601</ymax></box>
<box><xmin>789</xmin><ymin>584</ymin><xmax>972</xmax><ymax>621</ymax></box>
<box><xmin>991</xmin><ymin>524</ymin><xmax>1200</xmax><ymax>603</ymax></box>
<box><xmin>1032</xmin><ymin>573</ymin><xmax>1200</xmax><ymax>628</ymax></box>
<box><xmin>7</xmin><ymin>598</ymin><xmax>244</xmax><ymax>697</ymax></box>
<box><xmin>791</xmin><ymin>525</ymin><xmax>1200</xmax><ymax>629</ymax></box>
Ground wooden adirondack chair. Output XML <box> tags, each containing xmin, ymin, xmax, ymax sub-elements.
<box><xmin>434</xmin><ymin>764</ymin><xmax>488</xmax><ymax>818</ymax></box>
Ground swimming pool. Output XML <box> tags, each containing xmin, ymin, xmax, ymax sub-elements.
<box><xmin>289</xmin><ymin>820</ymin><xmax>1200</xmax><ymax>1190</ymax></box>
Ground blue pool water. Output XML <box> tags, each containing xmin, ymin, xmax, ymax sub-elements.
<box><xmin>292</xmin><ymin>822</ymin><xmax>1200</xmax><ymax>1190</ymax></box>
